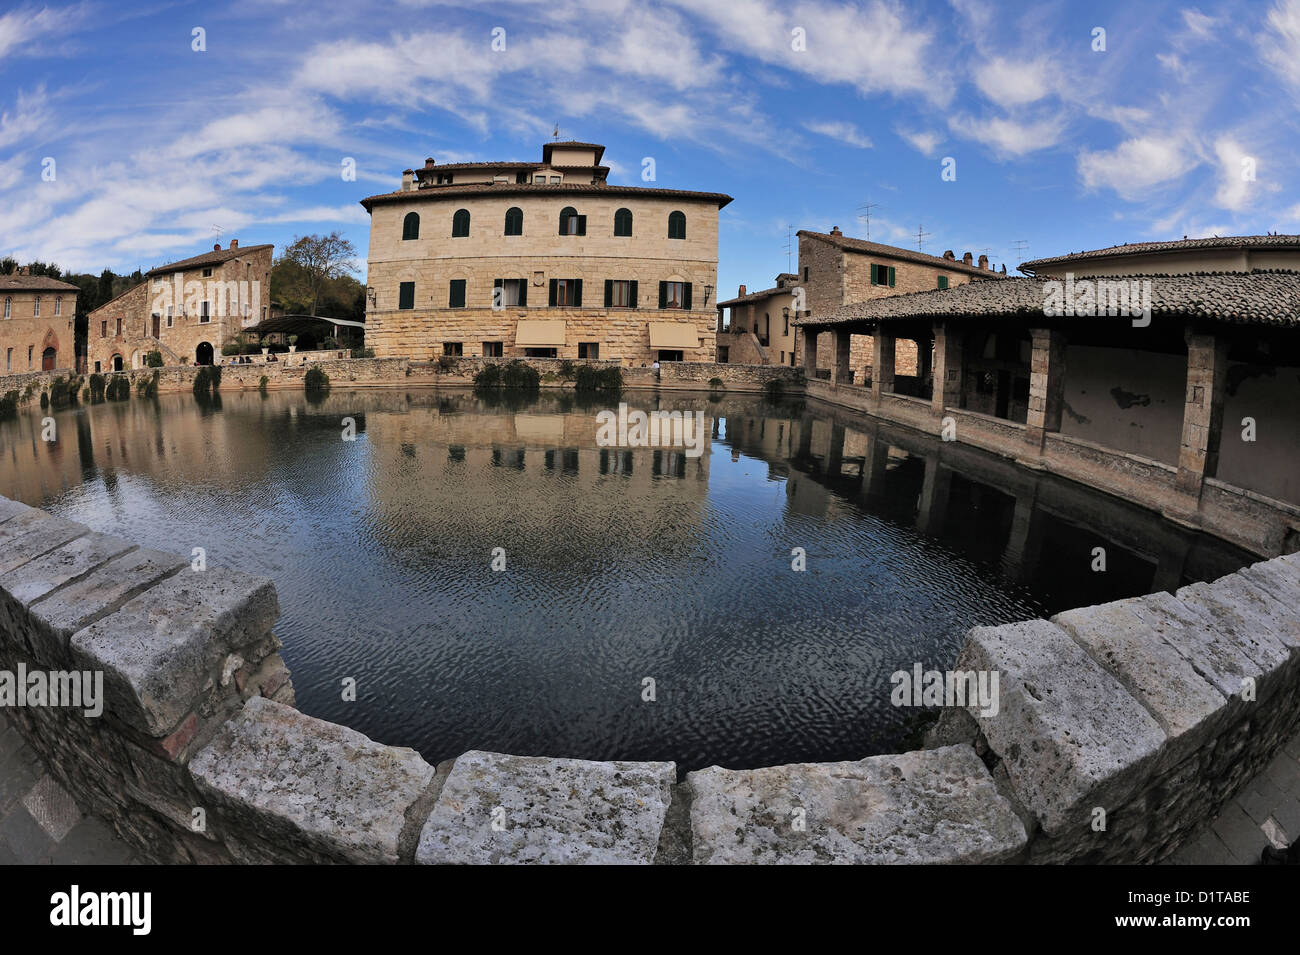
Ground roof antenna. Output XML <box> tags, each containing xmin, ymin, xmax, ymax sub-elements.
<box><xmin>914</xmin><ymin>222</ymin><xmax>932</xmax><ymax>252</ymax></box>
<box><xmin>783</xmin><ymin>225</ymin><xmax>795</xmax><ymax>273</ymax></box>
<box><xmin>1011</xmin><ymin>239</ymin><xmax>1029</xmax><ymax>262</ymax></box>
<box><xmin>552</xmin><ymin>123</ymin><xmax>561</xmax><ymax>141</ymax></box>
<box><xmin>856</xmin><ymin>199</ymin><xmax>880</xmax><ymax>241</ymax></box>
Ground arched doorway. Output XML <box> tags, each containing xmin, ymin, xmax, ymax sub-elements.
<box><xmin>195</xmin><ymin>342</ymin><xmax>213</xmax><ymax>366</ymax></box>
<box><xmin>111</xmin><ymin>353</ymin><xmax>124</xmax><ymax>372</ymax></box>
<box><xmin>41</xmin><ymin>347</ymin><xmax>56</xmax><ymax>371</ymax></box>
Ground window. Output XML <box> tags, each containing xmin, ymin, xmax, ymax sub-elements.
<box><xmin>937</xmin><ymin>275</ymin><xmax>949</xmax><ymax>290</ymax></box>
<box><xmin>33</xmin><ymin>296</ymin><xmax>40</xmax><ymax>317</ymax></box>
<box><xmin>2</xmin><ymin>297</ymin><xmax>8</xmax><ymax>318</ymax></box>
<box><xmin>399</xmin><ymin>282</ymin><xmax>416</xmax><ymax>310</ymax></box>
<box><xmin>28</xmin><ymin>345</ymin><xmax>33</xmax><ymax>368</ymax></box>
<box><xmin>482</xmin><ymin>341</ymin><xmax>503</xmax><ymax>357</ymax></box>
<box><xmin>657</xmin><ymin>350</ymin><xmax>684</xmax><ymax>362</ymax></box>
<box><xmin>783</xmin><ymin>310</ymin><xmax>789</xmax><ymax>335</ymax></box>
<box><xmin>667</xmin><ymin>211</ymin><xmax>686</xmax><ymax>239</ymax></box>
<box><xmin>494</xmin><ymin>278</ymin><xmax>527</xmax><ymax>307</ymax></box>
<box><xmin>448</xmin><ymin>279</ymin><xmax>466</xmax><ymax>308</ymax></box>
<box><xmin>200</xmin><ymin>301</ymin><xmax>211</xmax><ymax>322</ymax></box>
<box><xmin>504</xmin><ymin>207</ymin><xmax>523</xmax><ymax>236</ymax></box>
<box><xmin>5</xmin><ymin>348</ymin><xmax>10</xmax><ymax>370</ymax></box>
<box><xmin>658</xmin><ymin>281</ymin><xmax>691</xmax><ymax>309</ymax></box>
<box><xmin>578</xmin><ymin>342</ymin><xmax>599</xmax><ymax>359</ymax></box>
<box><xmin>166</xmin><ymin>306</ymin><xmax>174</xmax><ymax>328</ymax></box>
<box><xmin>54</xmin><ymin>296</ymin><xmax>62</xmax><ymax>316</ymax></box>
<box><xmin>559</xmin><ymin>206</ymin><xmax>586</xmax><ymax>235</ymax></box>
<box><xmin>870</xmin><ymin>264</ymin><xmax>896</xmax><ymax>287</ymax></box>
<box><xmin>452</xmin><ymin>208</ymin><xmax>470</xmax><ymax>237</ymax></box>
<box><xmin>436</xmin><ymin>173</ymin><xmax>454</xmax><ymax>185</ymax></box>
<box><xmin>614</xmin><ymin>208</ymin><xmax>633</xmax><ymax>236</ymax></box>
<box><xmin>780</xmin><ymin>351</ymin><xmax>785</xmax><ymax>363</ymax></box>
<box><xmin>101</xmin><ymin>320</ymin><xmax>107</xmax><ymax>338</ymax></box>
<box><xmin>402</xmin><ymin>212</ymin><xmax>420</xmax><ymax>240</ymax></box>
<box><xmin>803</xmin><ymin>266</ymin><xmax>809</xmax><ymax>281</ymax></box>
<box><xmin>200</xmin><ymin>267</ymin><xmax>212</xmax><ymax>277</ymax></box>
<box><xmin>443</xmin><ymin>342</ymin><xmax>463</xmax><ymax>357</ymax></box>
<box><xmin>604</xmin><ymin>280</ymin><xmax>637</xmax><ymax>308</ymax></box>
<box><xmin>549</xmin><ymin>278</ymin><xmax>582</xmax><ymax>307</ymax></box>
<box><xmin>115</xmin><ymin>317</ymin><xmax>122</xmax><ymax>335</ymax></box>
<box><xmin>550</xmin><ymin>176</ymin><xmax>561</xmax><ymax>184</ymax></box>
<box><xmin>525</xmin><ymin>347</ymin><xmax>557</xmax><ymax>358</ymax></box>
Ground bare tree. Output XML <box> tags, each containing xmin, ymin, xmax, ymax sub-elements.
<box><xmin>279</xmin><ymin>232</ymin><xmax>358</xmax><ymax>316</ymax></box>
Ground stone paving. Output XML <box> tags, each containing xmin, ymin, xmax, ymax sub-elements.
<box><xmin>0</xmin><ymin>713</ymin><xmax>138</xmax><ymax>864</ymax></box>
<box><xmin>1170</xmin><ymin>724</ymin><xmax>1300</xmax><ymax>865</ymax></box>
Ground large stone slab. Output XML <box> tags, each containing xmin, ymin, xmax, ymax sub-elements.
<box><xmin>1173</xmin><ymin>580</ymin><xmax>1293</xmax><ymax>698</ymax></box>
<box><xmin>1052</xmin><ymin>593</ymin><xmax>1229</xmax><ymax>768</ymax></box>
<box><xmin>0</xmin><ymin>496</ymin><xmax>37</xmax><ymax>524</ymax></box>
<box><xmin>1202</xmin><ymin>569</ymin><xmax>1300</xmax><ymax>650</ymax></box>
<box><xmin>191</xmin><ymin>697</ymin><xmax>435</xmax><ymax>864</ymax></box>
<box><xmin>71</xmin><ymin>565</ymin><xmax>279</xmax><ymax>735</ymax></box>
<box><xmin>0</xmin><ymin>511</ymin><xmax>86</xmax><ymax>575</ymax></box>
<box><xmin>0</xmin><ymin>533</ymin><xmax>136</xmax><ymax>606</ymax></box>
<box><xmin>416</xmin><ymin>750</ymin><xmax>675</xmax><ymax>865</ymax></box>
<box><xmin>687</xmin><ymin>744</ymin><xmax>1026</xmax><ymax>864</ymax></box>
<box><xmin>955</xmin><ymin>619</ymin><xmax>1165</xmax><ymax>837</ymax></box>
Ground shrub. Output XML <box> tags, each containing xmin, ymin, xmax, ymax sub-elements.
<box><xmin>258</xmin><ymin>375</ymin><xmax>268</xmax><ymax>395</ymax></box>
<box><xmin>573</xmin><ymin>364</ymin><xmax>623</xmax><ymax>394</ymax></box>
<box><xmin>137</xmin><ymin>370</ymin><xmax>159</xmax><ymax>398</ymax></box>
<box><xmin>146</xmin><ymin>350</ymin><xmax>164</xmax><ymax>368</ymax></box>
<box><xmin>500</xmin><ymin>359</ymin><xmax>540</xmax><ymax>390</ymax></box>
<box><xmin>708</xmin><ymin>377</ymin><xmax>726</xmax><ymax>390</ymax></box>
<box><xmin>0</xmin><ymin>390</ymin><xmax>17</xmax><ymax>421</ymax></box>
<box><xmin>558</xmin><ymin>360</ymin><xmax>576</xmax><ymax>380</ymax></box>
<box><xmin>763</xmin><ymin>379</ymin><xmax>785</xmax><ymax>400</ymax></box>
<box><xmin>220</xmin><ymin>342</ymin><xmax>241</xmax><ymax>356</ymax></box>
<box><xmin>304</xmin><ymin>366</ymin><xmax>330</xmax><ymax>395</ymax></box>
<box><xmin>82</xmin><ymin>387</ymin><xmax>90</xmax><ymax>402</ymax></box>
<box><xmin>209</xmin><ymin>365</ymin><xmax>221</xmax><ymax>390</ymax></box>
<box><xmin>192</xmin><ymin>365</ymin><xmax>213</xmax><ymax>397</ymax></box>
<box><xmin>350</xmin><ymin>347</ymin><xmax>375</xmax><ymax>359</ymax></box>
<box><xmin>473</xmin><ymin>363</ymin><xmax>501</xmax><ymax>388</ymax></box>
<box><xmin>39</xmin><ymin>391</ymin><xmax>48</xmax><ymax>409</ymax></box>
<box><xmin>89</xmin><ymin>373</ymin><xmax>106</xmax><ymax>402</ymax></box>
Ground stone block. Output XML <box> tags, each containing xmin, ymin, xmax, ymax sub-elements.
<box><xmin>70</xmin><ymin>566</ymin><xmax>279</xmax><ymax>736</ymax></box>
<box><xmin>417</xmin><ymin>750</ymin><xmax>675</xmax><ymax>865</ymax></box>
<box><xmin>1174</xmin><ymin>580</ymin><xmax>1293</xmax><ymax>695</ymax></box>
<box><xmin>191</xmin><ymin>697</ymin><xmax>434</xmax><ymax>864</ymax></box>
<box><xmin>686</xmin><ymin>745</ymin><xmax>1026</xmax><ymax>864</ymax></box>
<box><xmin>955</xmin><ymin>619</ymin><xmax>1165</xmax><ymax>837</ymax></box>
<box><xmin>0</xmin><ymin>534</ymin><xmax>136</xmax><ymax>607</ymax></box>
<box><xmin>0</xmin><ymin>512</ymin><xmax>86</xmax><ymax>575</ymax></box>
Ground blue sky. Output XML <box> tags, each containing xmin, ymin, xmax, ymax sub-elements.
<box><xmin>3</xmin><ymin>0</ymin><xmax>1300</xmax><ymax>299</ymax></box>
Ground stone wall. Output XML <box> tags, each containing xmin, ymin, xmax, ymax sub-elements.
<box><xmin>0</xmin><ymin>288</ymin><xmax>77</xmax><ymax>375</ymax></box>
<box><xmin>1</xmin><ymin>489</ymin><xmax>1295</xmax><ymax>864</ymax></box>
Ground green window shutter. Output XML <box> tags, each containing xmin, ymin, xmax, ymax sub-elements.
<box><xmin>629</xmin><ymin>281</ymin><xmax>638</xmax><ymax>309</ymax></box>
<box><xmin>604</xmin><ymin>280</ymin><xmax>613</xmax><ymax>307</ymax></box>
<box><xmin>573</xmin><ymin>280</ymin><xmax>582</xmax><ymax>307</ymax></box>
<box><xmin>658</xmin><ymin>281</ymin><xmax>668</xmax><ymax>309</ymax></box>
<box><xmin>548</xmin><ymin>279</ymin><xmax>558</xmax><ymax>306</ymax></box>
<box><xmin>494</xmin><ymin>278</ymin><xmax>503</xmax><ymax>309</ymax></box>
<box><xmin>398</xmin><ymin>282</ymin><xmax>414</xmax><ymax>310</ymax></box>
<box><xmin>870</xmin><ymin>264</ymin><xmax>879</xmax><ymax>286</ymax></box>
<box><xmin>683</xmin><ymin>283</ymin><xmax>692</xmax><ymax>310</ymax></box>
<box><xmin>577</xmin><ymin>215</ymin><xmax>587</xmax><ymax>236</ymax></box>
<box><xmin>888</xmin><ymin>267</ymin><xmax>896</xmax><ymax>288</ymax></box>
<box><xmin>938</xmin><ymin>275</ymin><xmax>948</xmax><ymax>290</ymax></box>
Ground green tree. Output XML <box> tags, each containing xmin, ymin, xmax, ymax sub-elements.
<box><xmin>274</xmin><ymin>232</ymin><xmax>358</xmax><ymax>317</ymax></box>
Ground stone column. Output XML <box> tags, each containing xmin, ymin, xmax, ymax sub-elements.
<box><xmin>915</xmin><ymin>456</ymin><xmax>952</xmax><ymax>536</ymax></box>
<box><xmin>871</xmin><ymin>329</ymin><xmax>895</xmax><ymax>399</ymax></box>
<box><xmin>1176</xmin><ymin>331</ymin><xmax>1228</xmax><ymax>497</ymax></box>
<box><xmin>825</xmin><ymin>423</ymin><xmax>846</xmax><ymax>477</ymax></box>
<box><xmin>800</xmin><ymin>327</ymin><xmax>819</xmax><ymax>375</ymax></box>
<box><xmin>860</xmin><ymin>433</ymin><xmax>890</xmax><ymax>499</ymax></box>
<box><xmin>796</xmin><ymin>414</ymin><xmax>814</xmax><ymax>459</ymax></box>
<box><xmin>831</xmin><ymin>329</ymin><xmax>852</xmax><ymax>386</ymax></box>
<box><xmin>1026</xmin><ymin>328</ymin><xmax>1068</xmax><ymax>450</ymax></box>
<box><xmin>931</xmin><ymin>320</ymin><xmax>964</xmax><ymax>416</ymax></box>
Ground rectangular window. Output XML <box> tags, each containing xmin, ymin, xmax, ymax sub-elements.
<box><xmin>443</xmin><ymin>342</ymin><xmax>463</xmax><ymax>357</ymax></box>
<box><xmin>115</xmin><ymin>317</ymin><xmax>122</xmax><ymax>335</ymax></box>
<box><xmin>33</xmin><ymin>297</ymin><xmax>40</xmax><ymax>317</ymax></box>
<box><xmin>167</xmin><ymin>307</ymin><xmax>174</xmax><ymax>327</ymax></box>
<box><xmin>783</xmin><ymin>312</ymin><xmax>789</xmax><ymax>335</ymax></box>
<box><xmin>657</xmin><ymin>350</ymin><xmax>684</xmax><ymax>363</ymax></box>
<box><xmin>658</xmin><ymin>281</ymin><xmax>691</xmax><ymax>309</ymax></box>
<box><xmin>5</xmin><ymin>348</ymin><xmax>10</xmax><ymax>371</ymax></box>
<box><xmin>578</xmin><ymin>342</ymin><xmax>599</xmax><ymax>359</ymax></box>
<box><xmin>28</xmin><ymin>346</ymin><xmax>33</xmax><ymax>368</ymax></box>
<box><xmin>870</xmin><ymin>264</ymin><xmax>897</xmax><ymax>288</ymax></box>
<box><xmin>604</xmin><ymin>280</ymin><xmax>637</xmax><ymax>308</ymax></box>
<box><xmin>482</xmin><ymin>341</ymin><xmax>503</xmax><ymax>357</ymax></box>
<box><xmin>803</xmin><ymin>266</ymin><xmax>809</xmax><ymax>281</ymax></box>
<box><xmin>524</xmin><ymin>347</ymin><xmax>557</xmax><ymax>358</ymax></box>
<box><xmin>550</xmin><ymin>176</ymin><xmax>561</xmax><ymax>184</ymax></box>
<box><xmin>447</xmin><ymin>280</ymin><xmax>465</xmax><ymax>308</ymax></box>
<box><xmin>548</xmin><ymin>279</ymin><xmax>582</xmax><ymax>307</ymax></box>
<box><xmin>398</xmin><ymin>282</ymin><xmax>416</xmax><ymax>309</ymax></box>
<box><xmin>101</xmin><ymin>321</ymin><xmax>108</xmax><ymax>338</ymax></box>
<box><xmin>202</xmin><ymin>268</ymin><xmax>213</xmax><ymax>277</ymax></box>
<box><xmin>494</xmin><ymin>278</ymin><xmax>527</xmax><ymax>307</ymax></box>
<box><xmin>54</xmin><ymin>297</ymin><xmax>61</xmax><ymax>316</ymax></box>
<box><xmin>937</xmin><ymin>275</ymin><xmax>949</xmax><ymax>289</ymax></box>
<box><xmin>200</xmin><ymin>301</ymin><xmax>211</xmax><ymax>323</ymax></box>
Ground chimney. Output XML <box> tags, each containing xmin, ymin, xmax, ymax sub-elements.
<box><xmin>425</xmin><ymin>157</ymin><xmax>435</xmax><ymax>168</ymax></box>
<box><xmin>830</xmin><ymin>225</ymin><xmax>842</xmax><ymax>236</ymax></box>
<box><xmin>17</xmin><ymin>265</ymin><xmax>28</xmax><ymax>275</ymax></box>
<box><xmin>229</xmin><ymin>239</ymin><xmax>238</xmax><ymax>250</ymax></box>
<box><xmin>943</xmin><ymin>250</ymin><xmax>954</xmax><ymax>260</ymax></box>
<box><xmin>1000</xmin><ymin>264</ymin><xmax>1007</xmax><ymax>274</ymax></box>
<box><xmin>978</xmin><ymin>254</ymin><xmax>988</xmax><ymax>270</ymax></box>
<box><xmin>214</xmin><ymin>243</ymin><xmax>222</xmax><ymax>251</ymax></box>
<box><xmin>401</xmin><ymin>170</ymin><xmax>415</xmax><ymax>192</ymax></box>
<box><xmin>738</xmin><ymin>285</ymin><xmax>747</xmax><ymax>296</ymax></box>
<box><xmin>962</xmin><ymin>252</ymin><xmax>973</xmax><ymax>265</ymax></box>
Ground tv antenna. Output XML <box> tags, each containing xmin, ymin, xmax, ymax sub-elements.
<box><xmin>782</xmin><ymin>225</ymin><xmax>795</xmax><ymax>273</ymax></box>
<box><xmin>914</xmin><ymin>222</ymin><xmax>932</xmax><ymax>252</ymax></box>
<box><xmin>552</xmin><ymin>123</ymin><xmax>562</xmax><ymax>141</ymax></box>
<box><xmin>856</xmin><ymin>200</ymin><xmax>880</xmax><ymax>240</ymax></box>
<box><xmin>1011</xmin><ymin>239</ymin><xmax>1030</xmax><ymax>262</ymax></box>
<box><xmin>210</xmin><ymin>224</ymin><xmax>224</xmax><ymax>235</ymax></box>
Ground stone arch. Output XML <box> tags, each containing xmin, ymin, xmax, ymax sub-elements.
<box><xmin>111</xmin><ymin>352</ymin><xmax>124</xmax><ymax>372</ymax></box>
<box><xmin>195</xmin><ymin>341</ymin><xmax>214</xmax><ymax>366</ymax></box>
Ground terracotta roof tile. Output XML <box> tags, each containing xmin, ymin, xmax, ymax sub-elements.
<box><xmin>1019</xmin><ymin>235</ymin><xmax>1300</xmax><ymax>271</ymax></box>
<box><xmin>798</xmin><ymin>230</ymin><xmax>1002</xmax><ymax>276</ymax></box>
<box><xmin>0</xmin><ymin>274</ymin><xmax>80</xmax><ymax>292</ymax></box>
<box><xmin>145</xmin><ymin>244</ymin><xmax>273</xmax><ymax>277</ymax></box>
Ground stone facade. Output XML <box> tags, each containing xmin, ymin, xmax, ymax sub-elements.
<box><xmin>361</xmin><ymin>141</ymin><xmax>730</xmax><ymax>365</ymax></box>
<box><xmin>87</xmin><ymin>240</ymin><xmax>272</xmax><ymax>371</ymax></box>
<box><xmin>715</xmin><ymin>274</ymin><xmax>802</xmax><ymax>367</ymax></box>
<box><xmin>0</xmin><ymin>273</ymin><xmax>78</xmax><ymax>374</ymax></box>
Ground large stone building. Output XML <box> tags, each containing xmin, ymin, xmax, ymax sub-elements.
<box><xmin>0</xmin><ymin>270</ymin><xmax>78</xmax><ymax>375</ymax></box>
<box><xmin>87</xmin><ymin>240</ymin><xmax>272</xmax><ymax>371</ymax></box>
<box><xmin>359</xmin><ymin>141</ymin><xmax>732</xmax><ymax>364</ymax></box>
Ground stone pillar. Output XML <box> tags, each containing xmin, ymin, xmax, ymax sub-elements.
<box><xmin>825</xmin><ymin>423</ymin><xmax>846</xmax><ymax>477</ymax></box>
<box><xmin>1176</xmin><ymin>331</ymin><xmax>1228</xmax><ymax>497</ymax></box>
<box><xmin>796</xmin><ymin>414</ymin><xmax>814</xmax><ymax>459</ymax></box>
<box><xmin>931</xmin><ymin>321</ymin><xmax>964</xmax><ymax>416</ymax></box>
<box><xmin>800</xmin><ymin>327</ymin><xmax>819</xmax><ymax>375</ymax></box>
<box><xmin>915</xmin><ymin>456</ymin><xmax>952</xmax><ymax>536</ymax></box>
<box><xmin>831</xmin><ymin>329</ymin><xmax>852</xmax><ymax>386</ymax></box>
<box><xmin>871</xmin><ymin>329</ymin><xmax>895</xmax><ymax>399</ymax></box>
<box><xmin>1026</xmin><ymin>328</ymin><xmax>1068</xmax><ymax>450</ymax></box>
<box><xmin>860</xmin><ymin>433</ymin><xmax>890</xmax><ymax>499</ymax></box>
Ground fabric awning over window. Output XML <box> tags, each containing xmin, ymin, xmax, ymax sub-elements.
<box><xmin>515</xmin><ymin>320</ymin><xmax>567</xmax><ymax>346</ymax></box>
<box><xmin>648</xmin><ymin>322</ymin><xmax>699</xmax><ymax>349</ymax></box>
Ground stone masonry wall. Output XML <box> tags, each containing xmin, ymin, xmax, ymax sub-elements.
<box><xmin>1</xmin><ymin>488</ymin><xmax>1295</xmax><ymax>864</ymax></box>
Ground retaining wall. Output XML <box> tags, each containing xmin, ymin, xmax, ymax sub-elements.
<box><xmin>0</xmin><ymin>492</ymin><xmax>1296</xmax><ymax>864</ymax></box>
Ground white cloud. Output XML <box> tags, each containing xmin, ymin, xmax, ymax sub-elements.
<box><xmin>1261</xmin><ymin>0</ymin><xmax>1300</xmax><ymax>89</ymax></box>
<box><xmin>896</xmin><ymin>128</ymin><xmax>942</xmax><ymax>156</ymax></box>
<box><xmin>0</xmin><ymin>3</ymin><xmax>80</xmax><ymax>59</ymax></box>
<box><xmin>803</xmin><ymin>120</ymin><xmax>872</xmax><ymax>148</ymax></box>
<box><xmin>1078</xmin><ymin>135</ymin><xmax>1197</xmax><ymax>199</ymax></box>
<box><xmin>1212</xmin><ymin>136</ymin><xmax>1269</xmax><ymax>211</ymax></box>
<box><xmin>948</xmin><ymin>113</ymin><xmax>1066</xmax><ymax>157</ymax></box>
<box><xmin>973</xmin><ymin>57</ymin><xmax>1052</xmax><ymax>106</ymax></box>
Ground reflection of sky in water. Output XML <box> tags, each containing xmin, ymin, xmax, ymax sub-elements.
<box><xmin>0</xmin><ymin>388</ymin><xmax>1252</xmax><ymax>772</ymax></box>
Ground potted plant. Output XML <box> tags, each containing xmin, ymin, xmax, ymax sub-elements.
<box><xmin>288</xmin><ymin>335</ymin><xmax>298</xmax><ymax>354</ymax></box>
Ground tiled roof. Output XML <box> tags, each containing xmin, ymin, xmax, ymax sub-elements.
<box><xmin>361</xmin><ymin>182</ymin><xmax>733</xmax><ymax>211</ymax></box>
<box><xmin>0</xmin><ymin>274</ymin><xmax>79</xmax><ymax>292</ymax></box>
<box><xmin>717</xmin><ymin>284</ymin><xmax>796</xmax><ymax>307</ymax></box>
<box><xmin>1019</xmin><ymin>235</ymin><xmax>1300</xmax><ymax>271</ymax></box>
<box><xmin>145</xmin><ymin>244</ymin><xmax>273</xmax><ymax>277</ymax></box>
<box><xmin>798</xmin><ymin>230</ymin><xmax>1001</xmax><ymax>276</ymax></box>
<box><xmin>417</xmin><ymin>161</ymin><xmax>541</xmax><ymax>172</ymax></box>
<box><xmin>795</xmin><ymin>270</ymin><xmax>1300</xmax><ymax>329</ymax></box>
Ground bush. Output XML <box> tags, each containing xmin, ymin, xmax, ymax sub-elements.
<box><xmin>573</xmin><ymin>364</ymin><xmax>623</xmax><ymax>394</ymax></box>
<box><xmin>220</xmin><ymin>342</ymin><xmax>241</xmax><ymax>356</ymax></box>
<box><xmin>210</xmin><ymin>365</ymin><xmax>221</xmax><ymax>390</ymax></box>
<box><xmin>192</xmin><ymin>365</ymin><xmax>213</xmax><ymax>397</ymax></box>
<box><xmin>350</xmin><ymin>347</ymin><xmax>375</xmax><ymax>359</ymax></box>
<box><xmin>136</xmin><ymin>370</ymin><xmax>159</xmax><ymax>398</ymax></box>
<box><xmin>0</xmin><ymin>390</ymin><xmax>17</xmax><ymax>421</ymax></box>
<box><xmin>558</xmin><ymin>360</ymin><xmax>576</xmax><ymax>380</ymax></box>
<box><xmin>473</xmin><ymin>363</ymin><xmax>501</xmax><ymax>388</ymax></box>
<box><xmin>500</xmin><ymin>360</ymin><xmax>540</xmax><ymax>390</ymax></box>
<box><xmin>258</xmin><ymin>375</ymin><xmax>268</xmax><ymax>395</ymax></box>
<box><xmin>709</xmin><ymin>377</ymin><xmax>726</xmax><ymax>390</ymax></box>
<box><xmin>89</xmin><ymin>373</ymin><xmax>106</xmax><ymax>402</ymax></box>
<box><xmin>106</xmin><ymin>375</ymin><xmax>131</xmax><ymax>401</ymax></box>
<box><xmin>437</xmin><ymin>353</ymin><xmax>457</xmax><ymax>372</ymax></box>
<box><xmin>146</xmin><ymin>350</ymin><xmax>164</xmax><ymax>368</ymax></box>
<box><xmin>304</xmin><ymin>366</ymin><xmax>330</xmax><ymax>395</ymax></box>
<box><xmin>39</xmin><ymin>391</ymin><xmax>49</xmax><ymax>408</ymax></box>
